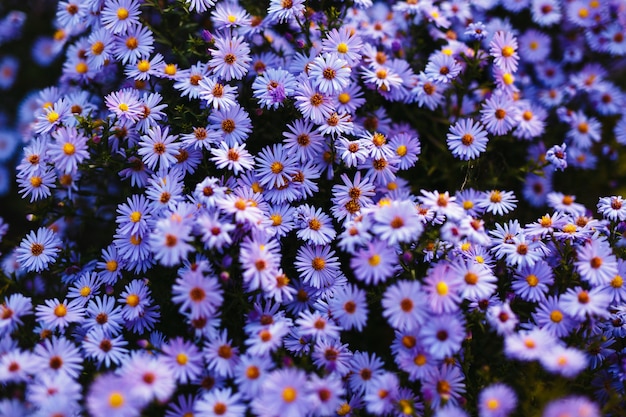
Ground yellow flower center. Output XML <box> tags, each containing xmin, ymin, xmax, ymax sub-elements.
<box><xmin>116</xmin><ymin>7</ymin><xmax>129</xmax><ymax>20</ymax></box>
<box><xmin>126</xmin><ymin>294</ymin><xmax>140</xmax><ymax>307</ymax></box>
<box><xmin>337</xmin><ymin>42</ymin><xmax>349</xmax><ymax>54</ymax></box>
<box><xmin>176</xmin><ymin>353</ymin><xmax>188</xmax><ymax>365</ymax></box>
<box><xmin>282</xmin><ymin>387</ymin><xmax>297</xmax><ymax>403</ymax></box>
<box><xmin>109</xmin><ymin>392</ymin><xmax>124</xmax><ymax>408</ymax></box>
<box><xmin>368</xmin><ymin>254</ymin><xmax>381</xmax><ymax>266</ymax></box>
<box><xmin>47</xmin><ymin>111</ymin><xmax>60</xmax><ymax>124</ymax></box>
<box><xmin>436</xmin><ymin>281</ymin><xmax>449</xmax><ymax>296</ymax></box>
<box><xmin>130</xmin><ymin>211</ymin><xmax>141</xmax><ymax>223</ymax></box>
<box><xmin>63</xmin><ymin>142</ymin><xmax>76</xmax><ymax>156</ymax></box>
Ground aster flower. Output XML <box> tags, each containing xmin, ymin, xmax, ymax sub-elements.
<box><xmin>17</xmin><ymin>167</ymin><xmax>56</xmax><ymax>202</ymax></box>
<box><xmin>511</xmin><ymin>261</ymin><xmax>554</xmax><ymax>302</ymax></box>
<box><xmin>210</xmin><ymin>141</ymin><xmax>255</xmax><ymax>175</ymax></box>
<box><xmin>425</xmin><ymin>51</ymin><xmax>462</xmax><ymax>84</ymax></box>
<box><xmin>597</xmin><ymin>196</ymin><xmax>626</xmax><ymax>222</ymax></box>
<box><xmin>83</xmin><ymin>295</ymin><xmax>124</xmax><ymax>335</ymax></box>
<box><xmin>542</xmin><ymin>396</ymin><xmax>600</xmax><ymax>417</ymax></box>
<box><xmin>204</xmin><ymin>330</ymin><xmax>240</xmax><ymax>378</ymax></box>
<box><xmin>0</xmin><ymin>294</ymin><xmax>32</xmax><ymax>336</ymax></box>
<box><xmin>294</xmin><ymin>74</ymin><xmax>335</xmax><ymax>124</ymax></box>
<box><xmin>575</xmin><ymin>237</ymin><xmax>618</xmax><ymax>287</ymax></box>
<box><xmin>150</xmin><ymin>217</ymin><xmax>194</xmax><ymax>267</ymax></box>
<box><xmin>208</xmin><ymin>103</ymin><xmax>252</xmax><ymax>146</ymax></box>
<box><xmin>199</xmin><ymin>78</ymin><xmax>238</xmax><ymax>110</ymax></box>
<box><xmin>309</xmin><ymin>52</ymin><xmax>351</xmax><ymax>95</ymax></box>
<box><xmin>478</xmin><ymin>189</ymin><xmax>517</xmax><ymax>216</ymax></box>
<box><xmin>420</xmin><ymin>312</ymin><xmax>466</xmax><ymax>359</ymax></box>
<box><xmin>480</xmin><ymin>92</ymin><xmax>519</xmax><ymax>136</ymax></box>
<box><xmin>478</xmin><ymin>383</ymin><xmax>518</xmax><ymax>417</ymax></box>
<box><xmin>251</xmin><ymin>368</ymin><xmax>311</xmax><ymax>417</ymax></box>
<box><xmin>294</xmin><ymin>244</ymin><xmax>341</xmax><ymax>289</ymax></box>
<box><xmin>86</xmin><ymin>373</ymin><xmax>144</xmax><ymax>417</ymax></box>
<box><xmin>267</xmin><ymin>0</ymin><xmax>306</xmax><ymax>23</ymax></box>
<box><xmin>372</xmin><ymin>199</ymin><xmax>424</xmax><ymax>245</ymax></box>
<box><xmin>363</xmin><ymin>372</ymin><xmax>399</xmax><ymax>415</ymax></box>
<box><xmin>105</xmin><ymin>88</ymin><xmax>143</xmax><ymax>125</ymax></box>
<box><xmin>35</xmin><ymin>298</ymin><xmax>84</xmax><ymax>330</ymax></box>
<box><xmin>447</xmin><ymin>118</ymin><xmax>489</xmax><ymax>160</ymax></box>
<box><xmin>490</xmin><ymin>31</ymin><xmax>519</xmax><ymax>73</ymax></box>
<box><xmin>252</xmin><ymin>67</ymin><xmax>297</xmax><ymax>110</ymax></box>
<box><xmin>112</xmin><ymin>24</ymin><xmax>154</xmax><ymax>65</ymax></box>
<box><xmin>322</xmin><ymin>27</ymin><xmax>363</xmax><ymax>66</ymax></box>
<box><xmin>101</xmin><ymin>0</ymin><xmax>141</xmax><ymax>34</ymax></box>
<box><xmin>137</xmin><ymin>125</ymin><xmax>180</xmax><ymax>171</ymax></box>
<box><xmin>34</xmin><ymin>336</ymin><xmax>83</xmax><ymax>378</ymax></box>
<box><xmin>16</xmin><ymin>227</ymin><xmax>62</xmax><ymax>273</ymax></box>
<box><xmin>560</xmin><ymin>286</ymin><xmax>611</xmax><ymax>321</ymax></box>
<box><xmin>422</xmin><ymin>364</ymin><xmax>466</xmax><ymax>409</ymax></box>
<box><xmin>465</xmin><ymin>22</ymin><xmax>488</xmax><ymax>40</ymax></box>
<box><xmin>195</xmin><ymin>387</ymin><xmax>246</xmax><ymax>417</ymax></box>
<box><xmin>540</xmin><ymin>345</ymin><xmax>588</xmax><ymax>378</ymax></box>
<box><xmin>382</xmin><ymin>280</ymin><xmax>428</xmax><ymax>331</ymax></box>
<box><xmin>209</xmin><ymin>35</ymin><xmax>251</xmax><ymax>81</ymax></box>
<box><xmin>350</xmin><ymin>239</ymin><xmax>399</xmax><ymax>285</ymax></box>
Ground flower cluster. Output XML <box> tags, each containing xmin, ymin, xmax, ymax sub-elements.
<box><xmin>2</xmin><ymin>0</ymin><xmax>626</xmax><ymax>416</ymax></box>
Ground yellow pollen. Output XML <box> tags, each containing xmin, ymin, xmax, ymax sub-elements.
<box><xmin>80</xmin><ymin>286</ymin><xmax>91</xmax><ymax>297</ymax></box>
<box><xmin>312</xmin><ymin>257</ymin><xmax>326</xmax><ymax>270</ymax></box>
<box><xmin>137</xmin><ymin>60</ymin><xmax>150</xmax><ymax>72</ymax></box>
<box><xmin>125</xmin><ymin>36</ymin><xmax>138</xmax><ymax>50</ymax></box>
<box><xmin>30</xmin><ymin>176</ymin><xmax>43</xmax><ymax>187</ymax></box>
<box><xmin>501</xmin><ymin>45</ymin><xmax>515</xmax><ymax>57</ymax></box>
<box><xmin>368</xmin><ymin>254</ymin><xmax>381</xmax><ymax>266</ymax></box>
<box><xmin>106</xmin><ymin>259</ymin><xmax>118</xmax><ymax>272</ymax></box>
<box><xmin>414</xmin><ymin>353</ymin><xmax>427</xmax><ymax>366</ymax></box>
<box><xmin>396</xmin><ymin>145</ymin><xmax>407</xmax><ymax>157</ymax></box>
<box><xmin>176</xmin><ymin>353</ymin><xmax>188</xmax><ymax>365</ymax></box>
<box><xmin>486</xmin><ymin>399</ymin><xmax>500</xmax><ymax>410</ymax></box>
<box><xmin>526</xmin><ymin>274</ymin><xmax>539</xmax><ymax>287</ymax></box>
<box><xmin>611</xmin><ymin>275</ymin><xmax>623</xmax><ymax>288</ymax></box>
<box><xmin>436</xmin><ymin>281</ymin><xmax>449</xmax><ymax>296</ymax></box>
<box><xmin>337</xmin><ymin>42</ymin><xmax>349</xmax><ymax>54</ymax></box>
<box><xmin>550</xmin><ymin>310</ymin><xmax>563</xmax><ymax>322</ymax></box>
<box><xmin>91</xmin><ymin>41</ymin><xmax>105</xmax><ymax>55</ymax></box>
<box><xmin>76</xmin><ymin>62</ymin><xmax>88</xmax><ymax>74</ymax></box>
<box><xmin>118</xmin><ymin>103</ymin><xmax>129</xmax><ymax>112</ymax></box>
<box><xmin>376</xmin><ymin>69</ymin><xmax>387</xmax><ymax>79</ymax></box>
<box><xmin>442</xmin><ymin>48</ymin><xmax>453</xmax><ymax>55</ymax></box>
<box><xmin>475</xmin><ymin>255</ymin><xmax>485</xmax><ymax>264</ymax></box>
<box><xmin>109</xmin><ymin>392</ymin><xmax>124</xmax><ymax>408</ymax></box>
<box><xmin>47</xmin><ymin>111</ymin><xmax>60</xmax><ymax>124</ymax></box>
<box><xmin>524</xmin><ymin>338</ymin><xmax>536</xmax><ymax>349</ymax></box>
<box><xmin>490</xmin><ymin>190</ymin><xmax>502</xmax><ymax>203</ymax></box>
<box><xmin>116</xmin><ymin>7</ymin><xmax>129</xmax><ymax>20</ymax></box>
<box><xmin>337</xmin><ymin>403</ymin><xmax>351</xmax><ymax>416</ymax></box>
<box><xmin>338</xmin><ymin>92</ymin><xmax>350</xmax><ymax>104</ymax></box>
<box><xmin>578</xmin><ymin>7</ymin><xmax>589</xmax><ymax>18</ymax></box>
<box><xmin>282</xmin><ymin>387</ymin><xmax>297</xmax><ymax>403</ymax></box>
<box><xmin>529</xmin><ymin>41</ymin><xmax>539</xmax><ymax>50</ymax></box>
<box><xmin>130</xmin><ymin>211</ymin><xmax>141</xmax><ymax>223</ymax></box>
<box><xmin>227</xmin><ymin>14</ymin><xmax>237</xmax><ymax>23</ymax></box>
<box><xmin>270</xmin><ymin>213</ymin><xmax>282</xmax><ymax>226</ymax></box>
<box><xmin>399</xmin><ymin>399</ymin><xmax>413</xmax><ymax>415</ymax></box>
<box><xmin>502</xmin><ymin>73</ymin><xmax>514</xmax><ymax>85</ymax></box>
<box><xmin>54</xmin><ymin>304</ymin><xmax>67</xmax><ymax>317</ymax></box>
<box><xmin>126</xmin><ymin>294</ymin><xmax>140</xmax><ymax>307</ymax></box>
<box><xmin>562</xmin><ymin>224</ymin><xmax>577</xmax><ymax>234</ymax></box>
<box><xmin>63</xmin><ymin>142</ymin><xmax>76</xmax><ymax>155</ymax></box>
<box><xmin>461</xmin><ymin>242</ymin><xmax>471</xmax><ymax>251</ymax></box>
<box><xmin>246</xmin><ymin>365</ymin><xmax>260</xmax><ymax>379</ymax></box>
<box><xmin>164</xmin><ymin>64</ymin><xmax>177</xmax><ymax>76</ymax></box>
<box><xmin>130</xmin><ymin>235</ymin><xmax>141</xmax><ymax>245</ymax></box>
<box><xmin>270</xmin><ymin>161</ymin><xmax>283</xmax><ymax>174</ymax></box>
